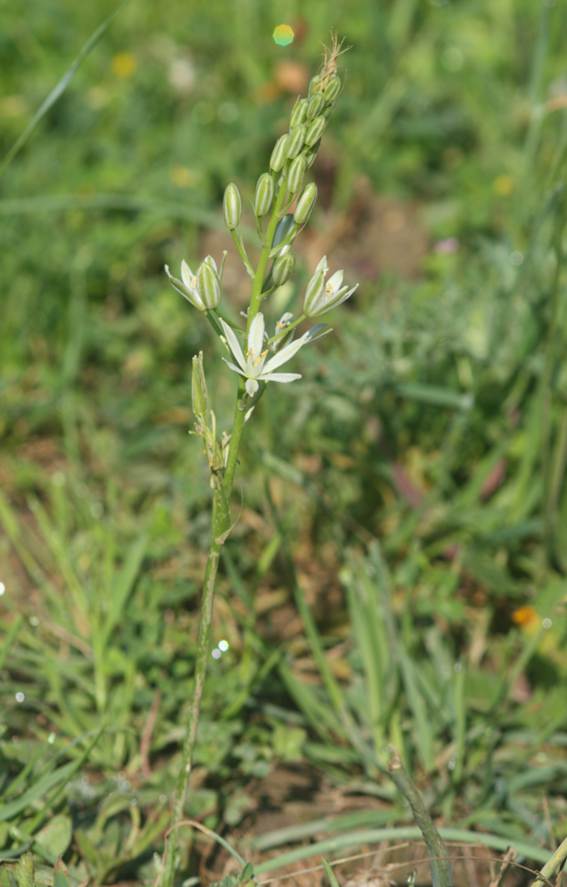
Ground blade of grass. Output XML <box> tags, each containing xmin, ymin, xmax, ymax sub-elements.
<box><xmin>0</xmin><ymin>3</ymin><xmax>127</xmax><ymax>176</ymax></box>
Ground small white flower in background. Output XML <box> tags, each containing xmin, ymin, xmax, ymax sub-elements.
<box><xmin>303</xmin><ymin>256</ymin><xmax>358</xmax><ymax>317</ymax></box>
<box><xmin>165</xmin><ymin>255</ymin><xmax>222</xmax><ymax>310</ymax></box>
<box><xmin>220</xmin><ymin>313</ymin><xmax>311</xmax><ymax>397</ymax></box>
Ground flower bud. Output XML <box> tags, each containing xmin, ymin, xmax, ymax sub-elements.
<box><xmin>254</xmin><ymin>173</ymin><xmax>275</xmax><ymax>217</ymax></box>
<box><xmin>272</xmin><ymin>213</ymin><xmax>296</xmax><ymax>249</ymax></box>
<box><xmin>197</xmin><ymin>258</ymin><xmax>220</xmax><ymax>309</ymax></box>
<box><xmin>324</xmin><ymin>75</ymin><xmax>341</xmax><ymax>103</ymax></box>
<box><xmin>305</xmin><ymin>115</ymin><xmax>326</xmax><ymax>147</ymax></box>
<box><xmin>304</xmin><ymin>265</ymin><xmax>327</xmax><ymax>315</ymax></box>
<box><xmin>308</xmin><ymin>75</ymin><xmax>322</xmax><ymax>96</ymax></box>
<box><xmin>307</xmin><ymin>93</ymin><xmax>325</xmax><ymax>119</ymax></box>
<box><xmin>290</xmin><ymin>97</ymin><xmax>308</xmax><ymax>128</ymax></box>
<box><xmin>304</xmin><ymin>151</ymin><xmax>317</xmax><ymax>169</ymax></box>
<box><xmin>223</xmin><ymin>183</ymin><xmax>241</xmax><ymax>230</ymax></box>
<box><xmin>293</xmin><ymin>183</ymin><xmax>317</xmax><ymax>225</ymax></box>
<box><xmin>272</xmin><ymin>251</ymin><xmax>295</xmax><ymax>286</ymax></box>
<box><xmin>286</xmin><ymin>125</ymin><xmax>306</xmax><ymax>159</ymax></box>
<box><xmin>191</xmin><ymin>352</ymin><xmax>209</xmax><ymax>419</ymax></box>
<box><xmin>287</xmin><ymin>155</ymin><xmax>306</xmax><ymax>194</ymax></box>
<box><xmin>270</xmin><ymin>134</ymin><xmax>289</xmax><ymax>172</ymax></box>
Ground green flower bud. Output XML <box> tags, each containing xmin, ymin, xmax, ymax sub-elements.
<box><xmin>272</xmin><ymin>250</ymin><xmax>295</xmax><ymax>286</ymax></box>
<box><xmin>305</xmin><ymin>115</ymin><xmax>326</xmax><ymax>147</ymax></box>
<box><xmin>197</xmin><ymin>258</ymin><xmax>221</xmax><ymax>309</ymax></box>
<box><xmin>254</xmin><ymin>173</ymin><xmax>275</xmax><ymax>217</ymax></box>
<box><xmin>223</xmin><ymin>183</ymin><xmax>241</xmax><ymax>230</ymax></box>
<box><xmin>308</xmin><ymin>75</ymin><xmax>322</xmax><ymax>96</ymax></box>
<box><xmin>191</xmin><ymin>351</ymin><xmax>209</xmax><ymax>419</ymax></box>
<box><xmin>287</xmin><ymin>155</ymin><xmax>306</xmax><ymax>194</ymax></box>
<box><xmin>304</xmin><ymin>150</ymin><xmax>317</xmax><ymax>169</ymax></box>
<box><xmin>270</xmin><ymin>134</ymin><xmax>289</xmax><ymax>172</ymax></box>
<box><xmin>307</xmin><ymin>93</ymin><xmax>325</xmax><ymax>119</ymax></box>
<box><xmin>286</xmin><ymin>125</ymin><xmax>306</xmax><ymax>159</ymax></box>
<box><xmin>271</xmin><ymin>213</ymin><xmax>295</xmax><ymax>249</ymax></box>
<box><xmin>304</xmin><ymin>266</ymin><xmax>326</xmax><ymax>315</ymax></box>
<box><xmin>324</xmin><ymin>75</ymin><xmax>341</xmax><ymax>103</ymax></box>
<box><xmin>290</xmin><ymin>97</ymin><xmax>308</xmax><ymax>128</ymax></box>
<box><xmin>293</xmin><ymin>183</ymin><xmax>318</xmax><ymax>225</ymax></box>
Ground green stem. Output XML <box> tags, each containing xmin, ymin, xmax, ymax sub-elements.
<box><xmin>387</xmin><ymin>750</ymin><xmax>453</xmax><ymax>887</ymax></box>
<box><xmin>528</xmin><ymin>835</ymin><xmax>567</xmax><ymax>887</ymax></box>
<box><xmin>248</xmin><ymin>180</ymin><xmax>289</xmax><ymax>322</ymax></box>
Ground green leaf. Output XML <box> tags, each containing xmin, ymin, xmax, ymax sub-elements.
<box><xmin>34</xmin><ymin>814</ymin><xmax>72</xmax><ymax>859</ymax></box>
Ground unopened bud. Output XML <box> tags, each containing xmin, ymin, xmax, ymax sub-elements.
<box><xmin>223</xmin><ymin>183</ymin><xmax>241</xmax><ymax>230</ymax></box>
<box><xmin>197</xmin><ymin>259</ymin><xmax>221</xmax><ymax>309</ymax></box>
<box><xmin>272</xmin><ymin>214</ymin><xmax>296</xmax><ymax>249</ymax></box>
<box><xmin>305</xmin><ymin>115</ymin><xmax>326</xmax><ymax>147</ymax></box>
<box><xmin>191</xmin><ymin>352</ymin><xmax>209</xmax><ymax>419</ymax></box>
<box><xmin>304</xmin><ymin>266</ymin><xmax>326</xmax><ymax>315</ymax></box>
<box><xmin>290</xmin><ymin>97</ymin><xmax>308</xmax><ymax>128</ymax></box>
<box><xmin>293</xmin><ymin>183</ymin><xmax>317</xmax><ymax>225</ymax></box>
<box><xmin>287</xmin><ymin>155</ymin><xmax>306</xmax><ymax>194</ymax></box>
<box><xmin>270</xmin><ymin>134</ymin><xmax>289</xmax><ymax>172</ymax></box>
<box><xmin>324</xmin><ymin>75</ymin><xmax>341</xmax><ymax>103</ymax></box>
<box><xmin>272</xmin><ymin>251</ymin><xmax>295</xmax><ymax>286</ymax></box>
<box><xmin>308</xmin><ymin>75</ymin><xmax>322</xmax><ymax>96</ymax></box>
<box><xmin>307</xmin><ymin>93</ymin><xmax>325</xmax><ymax>119</ymax></box>
<box><xmin>254</xmin><ymin>173</ymin><xmax>275</xmax><ymax>217</ymax></box>
<box><xmin>286</xmin><ymin>125</ymin><xmax>306</xmax><ymax>159</ymax></box>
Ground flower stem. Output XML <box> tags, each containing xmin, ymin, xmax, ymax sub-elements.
<box><xmin>160</xmin><ymin>176</ymin><xmax>289</xmax><ymax>887</ymax></box>
<box><xmin>387</xmin><ymin>750</ymin><xmax>453</xmax><ymax>887</ymax></box>
<box><xmin>528</xmin><ymin>835</ymin><xmax>567</xmax><ymax>887</ymax></box>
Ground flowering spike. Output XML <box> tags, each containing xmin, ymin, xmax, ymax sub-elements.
<box><xmin>294</xmin><ymin>183</ymin><xmax>318</xmax><ymax>225</ymax></box>
<box><xmin>223</xmin><ymin>183</ymin><xmax>241</xmax><ymax>230</ymax></box>
<box><xmin>254</xmin><ymin>173</ymin><xmax>275</xmax><ymax>217</ymax></box>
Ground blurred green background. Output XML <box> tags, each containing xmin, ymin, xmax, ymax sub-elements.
<box><xmin>1</xmin><ymin>0</ymin><xmax>566</xmax><ymax>883</ymax></box>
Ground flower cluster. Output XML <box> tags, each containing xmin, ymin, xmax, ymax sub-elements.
<box><xmin>163</xmin><ymin>37</ymin><xmax>358</xmax><ymax>448</ymax></box>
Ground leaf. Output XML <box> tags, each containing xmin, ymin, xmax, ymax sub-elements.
<box><xmin>34</xmin><ymin>814</ymin><xmax>72</xmax><ymax>859</ymax></box>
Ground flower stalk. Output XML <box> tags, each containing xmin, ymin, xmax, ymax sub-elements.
<box><xmin>159</xmin><ymin>36</ymin><xmax>355</xmax><ymax>885</ymax></box>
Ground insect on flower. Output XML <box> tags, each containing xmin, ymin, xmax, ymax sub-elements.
<box><xmin>220</xmin><ymin>313</ymin><xmax>311</xmax><ymax>397</ymax></box>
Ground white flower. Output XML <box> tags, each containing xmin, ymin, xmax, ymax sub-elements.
<box><xmin>220</xmin><ymin>312</ymin><xmax>310</xmax><ymax>397</ymax></box>
<box><xmin>303</xmin><ymin>256</ymin><xmax>358</xmax><ymax>317</ymax></box>
<box><xmin>165</xmin><ymin>256</ymin><xmax>221</xmax><ymax>311</ymax></box>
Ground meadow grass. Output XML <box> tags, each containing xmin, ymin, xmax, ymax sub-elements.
<box><xmin>1</xmin><ymin>0</ymin><xmax>566</xmax><ymax>884</ymax></box>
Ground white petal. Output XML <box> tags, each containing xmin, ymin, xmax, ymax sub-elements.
<box><xmin>262</xmin><ymin>372</ymin><xmax>302</xmax><ymax>384</ymax></box>
<box><xmin>248</xmin><ymin>313</ymin><xmax>265</xmax><ymax>358</ymax></box>
<box><xmin>326</xmin><ymin>269</ymin><xmax>344</xmax><ymax>293</ymax></box>
<box><xmin>204</xmin><ymin>255</ymin><xmax>218</xmax><ymax>273</ymax></box>
<box><xmin>181</xmin><ymin>260</ymin><xmax>196</xmax><ymax>289</ymax></box>
<box><xmin>245</xmin><ymin>378</ymin><xmax>259</xmax><ymax>397</ymax></box>
<box><xmin>219</xmin><ymin>319</ymin><xmax>246</xmax><ymax>371</ymax></box>
<box><xmin>263</xmin><ymin>331</ymin><xmax>311</xmax><ymax>373</ymax></box>
<box><xmin>222</xmin><ymin>358</ymin><xmax>245</xmax><ymax>376</ymax></box>
<box><xmin>315</xmin><ymin>255</ymin><xmax>329</xmax><ymax>274</ymax></box>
